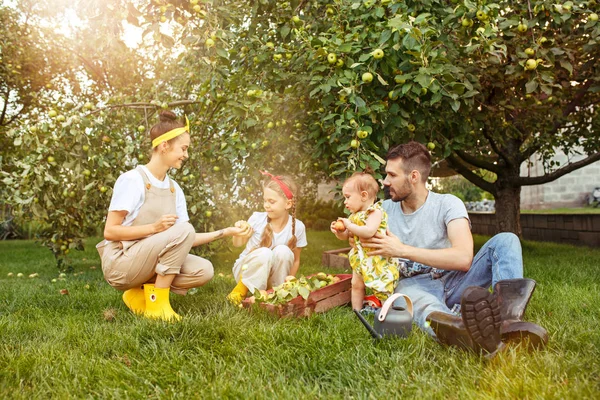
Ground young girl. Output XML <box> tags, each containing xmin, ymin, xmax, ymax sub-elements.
<box><xmin>227</xmin><ymin>172</ymin><xmax>308</xmax><ymax>305</ymax></box>
<box><xmin>97</xmin><ymin>110</ymin><xmax>247</xmax><ymax>322</ymax></box>
<box><xmin>330</xmin><ymin>171</ymin><xmax>399</xmax><ymax>311</ymax></box>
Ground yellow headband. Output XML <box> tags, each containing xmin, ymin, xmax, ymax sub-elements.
<box><xmin>151</xmin><ymin>116</ymin><xmax>190</xmax><ymax>148</ymax></box>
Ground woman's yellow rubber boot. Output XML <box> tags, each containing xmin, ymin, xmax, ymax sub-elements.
<box><xmin>227</xmin><ymin>280</ymin><xmax>249</xmax><ymax>306</ymax></box>
<box><xmin>122</xmin><ymin>286</ymin><xmax>146</xmax><ymax>314</ymax></box>
<box><xmin>143</xmin><ymin>284</ymin><xmax>181</xmax><ymax>322</ymax></box>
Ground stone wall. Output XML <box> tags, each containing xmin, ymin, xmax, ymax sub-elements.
<box><xmin>520</xmin><ymin>150</ymin><xmax>600</xmax><ymax>209</ymax></box>
<box><xmin>469</xmin><ymin>212</ymin><xmax>600</xmax><ymax>247</ymax></box>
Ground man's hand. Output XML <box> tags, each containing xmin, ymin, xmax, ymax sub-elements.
<box><xmin>363</xmin><ymin>229</ymin><xmax>406</xmax><ymax>258</ymax></box>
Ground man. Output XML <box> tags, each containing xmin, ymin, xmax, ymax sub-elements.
<box><xmin>365</xmin><ymin>141</ymin><xmax>547</xmax><ymax>355</ymax></box>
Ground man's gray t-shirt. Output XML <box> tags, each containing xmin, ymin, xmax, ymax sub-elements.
<box><xmin>382</xmin><ymin>191</ymin><xmax>470</xmax><ymax>277</ymax></box>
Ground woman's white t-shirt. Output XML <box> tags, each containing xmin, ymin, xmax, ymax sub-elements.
<box><xmin>108</xmin><ymin>165</ymin><xmax>189</xmax><ymax>227</ymax></box>
<box><xmin>234</xmin><ymin>212</ymin><xmax>308</xmax><ymax>267</ymax></box>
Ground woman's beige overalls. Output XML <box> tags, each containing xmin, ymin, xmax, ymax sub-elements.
<box><xmin>96</xmin><ymin>166</ymin><xmax>213</xmax><ymax>294</ymax></box>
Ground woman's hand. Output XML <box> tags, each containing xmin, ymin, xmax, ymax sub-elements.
<box><xmin>153</xmin><ymin>214</ymin><xmax>178</xmax><ymax>233</ymax></box>
<box><xmin>231</xmin><ymin>220</ymin><xmax>253</xmax><ymax>247</ymax></box>
<box><xmin>233</xmin><ymin>220</ymin><xmax>253</xmax><ymax>238</ymax></box>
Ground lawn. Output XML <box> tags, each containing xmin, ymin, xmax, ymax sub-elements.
<box><xmin>521</xmin><ymin>207</ymin><xmax>600</xmax><ymax>214</ymax></box>
<box><xmin>1</xmin><ymin>232</ymin><xmax>599</xmax><ymax>399</ymax></box>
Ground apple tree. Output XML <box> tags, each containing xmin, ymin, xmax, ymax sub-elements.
<box><xmin>191</xmin><ymin>0</ymin><xmax>600</xmax><ymax>235</ymax></box>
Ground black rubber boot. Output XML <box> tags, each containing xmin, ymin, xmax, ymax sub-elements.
<box><xmin>461</xmin><ymin>286</ymin><xmax>505</xmax><ymax>355</ymax></box>
<box><xmin>494</xmin><ymin>279</ymin><xmax>548</xmax><ymax>349</ymax></box>
<box><xmin>427</xmin><ymin>311</ymin><xmax>475</xmax><ymax>352</ymax></box>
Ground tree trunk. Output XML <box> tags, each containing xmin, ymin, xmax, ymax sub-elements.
<box><xmin>494</xmin><ymin>185</ymin><xmax>522</xmax><ymax>236</ymax></box>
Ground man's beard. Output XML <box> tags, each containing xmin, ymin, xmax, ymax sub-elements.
<box><xmin>388</xmin><ymin>181</ymin><xmax>412</xmax><ymax>203</ymax></box>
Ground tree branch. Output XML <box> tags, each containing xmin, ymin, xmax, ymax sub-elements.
<box><xmin>520</xmin><ymin>142</ymin><xmax>543</xmax><ymax>161</ymax></box>
<box><xmin>481</xmin><ymin>125</ymin><xmax>513</xmax><ymax>166</ymax></box>
<box><xmin>455</xmin><ymin>149</ymin><xmax>500</xmax><ymax>173</ymax></box>
<box><xmin>0</xmin><ymin>88</ymin><xmax>9</xmax><ymax>127</ymax></box>
<box><xmin>4</xmin><ymin>105</ymin><xmax>23</xmax><ymax>126</ymax></box>
<box><xmin>447</xmin><ymin>153</ymin><xmax>496</xmax><ymax>194</ymax></box>
<box><xmin>514</xmin><ymin>152</ymin><xmax>600</xmax><ymax>186</ymax></box>
<box><xmin>87</xmin><ymin>100</ymin><xmax>205</xmax><ymax>116</ymax></box>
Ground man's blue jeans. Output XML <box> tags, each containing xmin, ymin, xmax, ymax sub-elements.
<box><xmin>393</xmin><ymin>232</ymin><xmax>523</xmax><ymax>336</ymax></box>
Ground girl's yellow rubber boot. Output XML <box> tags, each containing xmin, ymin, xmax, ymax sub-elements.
<box><xmin>123</xmin><ymin>286</ymin><xmax>146</xmax><ymax>314</ymax></box>
<box><xmin>143</xmin><ymin>284</ymin><xmax>181</xmax><ymax>322</ymax></box>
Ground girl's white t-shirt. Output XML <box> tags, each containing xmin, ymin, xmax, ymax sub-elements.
<box><xmin>108</xmin><ymin>165</ymin><xmax>189</xmax><ymax>227</ymax></box>
<box><xmin>234</xmin><ymin>212</ymin><xmax>308</xmax><ymax>267</ymax></box>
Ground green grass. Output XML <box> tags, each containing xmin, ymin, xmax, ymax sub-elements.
<box><xmin>1</xmin><ymin>232</ymin><xmax>599</xmax><ymax>399</ymax></box>
<box><xmin>521</xmin><ymin>207</ymin><xmax>600</xmax><ymax>214</ymax></box>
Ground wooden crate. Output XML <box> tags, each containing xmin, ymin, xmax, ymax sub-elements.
<box><xmin>242</xmin><ymin>274</ymin><xmax>352</xmax><ymax>318</ymax></box>
<box><xmin>321</xmin><ymin>247</ymin><xmax>351</xmax><ymax>269</ymax></box>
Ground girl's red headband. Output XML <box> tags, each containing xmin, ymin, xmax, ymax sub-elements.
<box><xmin>260</xmin><ymin>171</ymin><xmax>294</xmax><ymax>200</ymax></box>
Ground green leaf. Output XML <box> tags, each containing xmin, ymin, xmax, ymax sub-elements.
<box><xmin>298</xmin><ymin>286</ymin><xmax>310</xmax><ymax>300</ymax></box>
<box><xmin>339</xmin><ymin>43</ymin><xmax>353</xmax><ymax>52</ymax></box>
<box><xmin>369</xmin><ymin>151</ymin><xmax>386</xmax><ymax>165</ymax></box>
<box><xmin>450</xmin><ymin>99</ymin><xmax>460</xmax><ymax>112</ymax></box>
<box><xmin>415</xmin><ymin>74</ymin><xmax>430</xmax><ymax>88</ymax></box>
<box><xmin>559</xmin><ymin>60</ymin><xmax>573</xmax><ymax>75</ymax></box>
<box><xmin>216</xmin><ymin>47</ymin><xmax>229</xmax><ymax>59</ymax></box>
<box><xmin>430</xmin><ymin>92</ymin><xmax>442</xmax><ymax>105</ymax></box>
<box><xmin>280</xmin><ymin>25</ymin><xmax>290</xmax><ymax>39</ymax></box>
<box><xmin>414</xmin><ymin>13</ymin><xmax>431</xmax><ymax>25</ymax></box>
<box><xmin>376</xmin><ymin>73</ymin><xmax>389</xmax><ymax>86</ymax></box>
<box><xmin>378</xmin><ymin>30</ymin><xmax>392</xmax><ymax>46</ymax></box>
<box><xmin>525</xmin><ymin>79</ymin><xmax>538</xmax><ymax>94</ymax></box>
<box><xmin>160</xmin><ymin>33</ymin><xmax>175</xmax><ymax>48</ymax></box>
<box><xmin>352</xmin><ymin>96</ymin><xmax>366</xmax><ymax>108</ymax></box>
<box><xmin>402</xmin><ymin>34</ymin><xmax>419</xmax><ymax>50</ymax></box>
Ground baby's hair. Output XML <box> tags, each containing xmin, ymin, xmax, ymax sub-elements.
<box><xmin>259</xmin><ymin>175</ymin><xmax>299</xmax><ymax>250</ymax></box>
<box><xmin>149</xmin><ymin>110</ymin><xmax>185</xmax><ymax>150</ymax></box>
<box><xmin>343</xmin><ymin>168</ymin><xmax>379</xmax><ymax>200</ymax></box>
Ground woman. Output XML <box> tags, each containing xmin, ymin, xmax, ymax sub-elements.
<box><xmin>96</xmin><ymin>110</ymin><xmax>249</xmax><ymax>321</ymax></box>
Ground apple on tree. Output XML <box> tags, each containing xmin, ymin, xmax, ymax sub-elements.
<box><xmin>361</xmin><ymin>72</ymin><xmax>373</xmax><ymax>83</ymax></box>
<box><xmin>525</xmin><ymin>59</ymin><xmax>537</xmax><ymax>70</ymax></box>
<box><xmin>327</xmin><ymin>53</ymin><xmax>337</xmax><ymax>64</ymax></box>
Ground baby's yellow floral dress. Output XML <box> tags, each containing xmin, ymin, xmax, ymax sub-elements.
<box><xmin>348</xmin><ymin>201</ymin><xmax>400</xmax><ymax>301</ymax></box>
